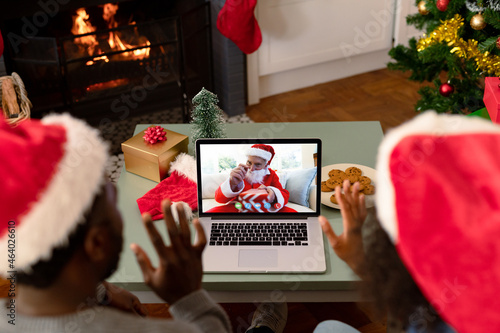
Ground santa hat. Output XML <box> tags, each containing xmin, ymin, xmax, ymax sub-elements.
<box><xmin>246</xmin><ymin>144</ymin><xmax>275</xmax><ymax>165</ymax></box>
<box><xmin>375</xmin><ymin>111</ymin><xmax>500</xmax><ymax>332</ymax></box>
<box><xmin>137</xmin><ymin>153</ymin><xmax>197</xmax><ymax>221</ymax></box>
<box><xmin>0</xmin><ymin>113</ymin><xmax>109</xmax><ymax>276</ymax></box>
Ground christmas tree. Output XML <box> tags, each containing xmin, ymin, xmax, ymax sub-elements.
<box><xmin>190</xmin><ymin>88</ymin><xmax>226</xmax><ymax>143</ymax></box>
<box><xmin>389</xmin><ymin>0</ymin><xmax>500</xmax><ymax>114</ymax></box>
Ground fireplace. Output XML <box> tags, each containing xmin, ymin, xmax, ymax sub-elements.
<box><xmin>0</xmin><ymin>1</ymin><xmax>213</xmax><ymax>125</ymax></box>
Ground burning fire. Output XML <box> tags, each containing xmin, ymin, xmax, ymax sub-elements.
<box><xmin>72</xmin><ymin>8</ymin><xmax>98</xmax><ymax>57</ymax></box>
<box><xmin>71</xmin><ymin>3</ymin><xmax>151</xmax><ymax>66</ymax></box>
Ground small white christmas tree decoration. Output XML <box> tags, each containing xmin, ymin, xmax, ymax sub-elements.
<box><xmin>190</xmin><ymin>87</ymin><xmax>226</xmax><ymax>143</ymax></box>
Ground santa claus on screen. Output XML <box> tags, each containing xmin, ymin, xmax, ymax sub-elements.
<box><xmin>206</xmin><ymin>144</ymin><xmax>296</xmax><ymax>213</ymax></box>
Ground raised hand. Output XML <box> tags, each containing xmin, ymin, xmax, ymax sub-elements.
<box><xmin>229</xmin><ymin>164</ymin><xmax>248</xmax><ymax>191</ymax></box>
<box><xmin>131</xmin><ymin>200</ymin><xmax>207</xmax><ymax>304</ymax></box>
<box><xmin>319</xmin><ymin>180</ymin><xmax>367</xmax><ymax>277</ymax></box>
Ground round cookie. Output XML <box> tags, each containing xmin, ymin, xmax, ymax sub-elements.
<box><xmin>321</xmin><ymin>183</ymin><xmax>333</xmax><ymax>192</ymax></box>
<box><xmin>347</xmin><ymin>174</ymin><xmax>359</xmax><ymax>184</ymax></box>
<box><xmin>338</xmin><ymin>172</ymin><xmax>348</xmax><ymax>181</ymax></box>
<box><xmin>356</xmin><ymin>183</ymin><xmax>365</xmax><ymax>192</ymax></box>
<box><xmin>330</xmin><ymin>194</ymin><xmax>338</xmax><ymax>204</ymax></box>
<box><xmin>326</xmin><ymin>176</ymin><xmax>343</xmax><ymax>189</ymax></box>
<box><xmin>362</xmin><ymin>184</ymin><xmax>375</xmax><ymax>195</ymax></box>
<box><xmin>328</xmin><ymin>169</ymin><xmax>346</xmax><ymax>179</ymax></box>
<box><xmin>345</xmin><ymin>166</ymin><xmax>362</xmax><ymax>177</ymax></box>
<box><xmin>359</xmin><ymin>176</ymin><xmax>371</xmax><ymax>185</ymax></box>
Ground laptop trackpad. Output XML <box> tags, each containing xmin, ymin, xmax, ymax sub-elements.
<box><xmin>238</xmin><ymin>249</ymin><xmax>278</xmax><ymax>268</ymax></box>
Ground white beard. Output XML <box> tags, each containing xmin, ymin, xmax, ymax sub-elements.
<box><xmin>245</xmin><ymin>167</ymin><xmax>267</xmax><ymax>185</ymax></box>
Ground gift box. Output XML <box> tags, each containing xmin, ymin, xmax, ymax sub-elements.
<box><xmin>121</xmin><ymin>126</ymin><xmax>188</xmax><ymax>182</ymax></box>
<box><xmin>238</xmin><ymin>188</ymin><xmax>272</xmax><ymax>212</ymax></box>
<box><xmin>483</xmin><ymin>77</ymin><xmax>500</xmax><ymax>124</ymax></box>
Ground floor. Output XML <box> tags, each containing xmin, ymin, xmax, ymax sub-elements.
<box><xmin>1</xmin><ymin>67</ymin><xmax>422</xmax><ymax>332</ymax></box>
<box><xmin>246</xmin><ymin>68</ymin><xmax>422</xmax><ymax>133</ymax></box>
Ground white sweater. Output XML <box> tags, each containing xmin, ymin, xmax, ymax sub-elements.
<box><xmin>0</xmin><ymin>289</ymin><xmax>231</xmax><ymax>332</ymax></box>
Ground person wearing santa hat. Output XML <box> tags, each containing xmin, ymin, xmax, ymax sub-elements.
<box><xmin>0</xmin><ymin>114</ymin><xmax>231</xmax><ymax>332</ymax></box>
<box><xmin>207</xmin><ymin>144</ymin><xmax>296</xmax><ymax>213</ymax></box>
<box><xmin>312</xmin><ymin>111</ymin><xmax>500</xmax><ymax>333</ymax></box>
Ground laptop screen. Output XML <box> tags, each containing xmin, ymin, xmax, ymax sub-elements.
<box><xmin>196</xmin><ymin>138</ymin><xmax>322</xmax><ymax>217</ymax></box>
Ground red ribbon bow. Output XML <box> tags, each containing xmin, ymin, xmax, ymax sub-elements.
<box><xmin>143</xmin><ymin>126</ymin><xmax>167</xmax><ymax>144</ymax></box>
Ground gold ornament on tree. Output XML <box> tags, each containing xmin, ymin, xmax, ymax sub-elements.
<box><xmin>418</xmin><ymin>1</ymin><xmax>430</xmax><ymax>15</ymax></box>
<box><xmin>470</xmin><ymin>13</ymin><xmax>486</xmax><ymax>30</ymax></box>
<box><xmin>417</xmin><ymin>14</ymin><xmax>500</xmax><ymax>76</ymax></box>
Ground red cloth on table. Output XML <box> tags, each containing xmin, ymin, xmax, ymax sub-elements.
<box><xmin>137</xmin><ymin>170</ymin><xmax>197</xmax><ymax>221</ymax></box>
<box><xmin>136</xmin><ymin>153</ymin><xmax>198</xmax><ymax>221</ymax></box>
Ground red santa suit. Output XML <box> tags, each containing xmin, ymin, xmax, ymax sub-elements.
<box><xmin>207</xmin><ymin>144</ymin><xmax>296</xmax><ymax>213</ymax></box>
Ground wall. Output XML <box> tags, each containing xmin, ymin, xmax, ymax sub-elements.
<box><xmin>247</xmin><ymin>0</ymin><xmax>398</xmax><ymax>104</ymax></box>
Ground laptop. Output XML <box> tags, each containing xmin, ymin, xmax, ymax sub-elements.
<box><xmin>195</xmin><ymin>138</ymin><xmax>326</xmax><ymax>273</ymax></box>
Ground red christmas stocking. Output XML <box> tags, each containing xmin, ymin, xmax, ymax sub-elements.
<box><xmin>217</xmin><ymin>0</ymin><xmax>262</xmax><ymax>54</ymax></box>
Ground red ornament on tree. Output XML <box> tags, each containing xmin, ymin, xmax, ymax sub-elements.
<box><xmin>436</xmin><ymin>0</ymin><xmax>450</xmax><ymax>11</ymax></box>
<box><xmin>143</xmin><ymin>125</ymin><xmax>167</xmax><ymax>144</ymax></box>
<box><xmin>496</xmin><ymin>36</ymin><xmax>500</xmax><ymax>50</ymax></box>
<box><xmin>439</xmin><ymin>83</ymin><xmax>454</xmax><ymax>97</ymax></box>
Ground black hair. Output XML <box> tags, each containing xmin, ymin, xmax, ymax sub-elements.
<box><xmin>17</xmin><ymin>218</ymin><xmax>91</xmax><ymax>288</ymax></box>
<box><xmin>361</xmin><ymin>211</ymin><xmax>443</xmax><ymax>330</ymax></box>
<box><xmin>16</xmin><ymin>186</ymin><xmax>106</xmax><ymax>288</ymax></box>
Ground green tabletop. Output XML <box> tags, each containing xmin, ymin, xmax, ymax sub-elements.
<box><xmin>109</xmin><ymin>122</ymin><xmax>384</xmax><ymax>300</ymax></box>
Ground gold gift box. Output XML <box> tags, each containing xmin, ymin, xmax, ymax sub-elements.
<box><xmin>121</xmin><ymin>127</ymin><xmax>189</xmax><ymax>182</ymax></box>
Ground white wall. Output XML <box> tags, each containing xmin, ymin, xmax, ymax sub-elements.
<box><xmin>247</xmin><ymin>0</ymin><xmax>404</xmax><ymax>104</ymax></box>
<box><xmin>394</xmin><ymin>0</ymin><xmax>424</xmax><ymax>46</ymax></box>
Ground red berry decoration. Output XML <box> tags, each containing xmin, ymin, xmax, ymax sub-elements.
<box><xmin>436</xmin><ymin>0</ymin><xmax>450</xmax><ymax>11</ymax></box>
<box><xmin>439</xmin><ymin>83</ymin><xmax>454</xmax><ymax>97</ymax></box>
<box><xmin>143</xmin><ymin>125</ymin><xmax>167</xmax><ymax>144</ymax></box>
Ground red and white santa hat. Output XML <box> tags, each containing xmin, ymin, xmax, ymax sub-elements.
<box><xmin>246</xmin><ymin>144</ymin><xmax>275</xmax><ymax>165</ymax></box>
<box><xmin>137</xmin><ymin>153</ymin><xmax>198</xmax><ymax>221</ymax></box>
<box><xmin>0</xmin><ymin>113</ymin><xmax>109</xmax><ymax>276</ymax></box>
<box><xmin>375</xmin><ymin>111</ymin><xmax>500</xmax><ymax>332</ymax></box>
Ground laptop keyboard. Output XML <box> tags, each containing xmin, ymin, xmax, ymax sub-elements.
<box><xmin>209</xmin><ymin>222</ymin><xmax>308</xmax><ymax>246</ymax></box>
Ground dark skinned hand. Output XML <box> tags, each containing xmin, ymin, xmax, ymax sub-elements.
<box><xmin>131</xmin><ymin>200</ymin><xmax>207</xmax><ymax>304</ymax></box>
<box><xmin>319</xmin><ymin>180</ymin><xmax>367</xmax><ymax>277</ymax></box>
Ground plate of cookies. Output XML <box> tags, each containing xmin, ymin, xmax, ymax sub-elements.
<box><xmin>320</xmin><ymin>163</ymin><xmax>376</xmax><ymax>209</ymax></box>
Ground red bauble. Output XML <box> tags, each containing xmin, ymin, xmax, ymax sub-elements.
<box><xmin>496</xmin><ymin>36</ymin><xmax>500</xmax><ymax>50</ymax></box>
<box><xmin>436</xmin><ymin>0</ymin><xmax>450</xmax><ymax>11</ymax></box>
<box><xmin>439</xmin><ymin>83</ymin><xmax>454</xmax><ymax>97</ymax></box>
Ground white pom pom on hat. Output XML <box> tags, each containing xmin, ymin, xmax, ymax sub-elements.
<box><xmin>246</xmin><ymin>144</ymin><xmax>275</xmax><ymax>164</ymax></box>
